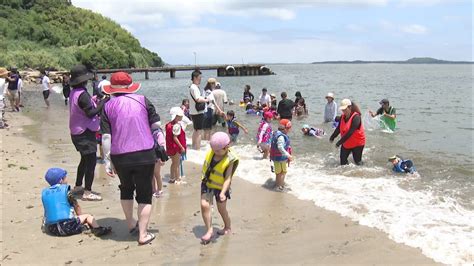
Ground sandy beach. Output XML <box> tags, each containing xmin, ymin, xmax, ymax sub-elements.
<box><xmin>0</xmin><ymin>89</ymin><xmax>439</xmax><ymax>265</ymax></box>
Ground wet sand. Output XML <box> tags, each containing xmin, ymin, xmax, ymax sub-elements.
<box><xmin>0</xmin><ymin>89</ymin><xmax>438</xmax><ymax>264</ymax></box>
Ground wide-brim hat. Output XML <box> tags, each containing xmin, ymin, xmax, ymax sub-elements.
<box><xmin>103</xmin><ymin>72</ymin><xmax>141</xmax><ymax>94</ymax></box>
<box><xmin>70</xmin><ymin>65</ymin><xmax>94</xmax><ymax>86</ymax></box>
<box><xmin>339</xmin><ymin>99</ymin><xmax>352</xmax><ymax>110</ymax></box>
<box><xmin>326</xmin><ymin>92</ymin><xmax>335</xmax><ymax>99</ymax></box>
<box><xmin>388</xmin><ymin>155</ymin><xmax>400</xmax><ymax>161</ymax></box>
<box><xmin>0</xmin><ymin>67</ymin><xmax>10</xmax><ymax>78</ymax></box>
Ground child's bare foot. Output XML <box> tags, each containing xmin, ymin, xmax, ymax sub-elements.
<box><xmin>201</xmin><ymin>231</ymin><xmax>213</xmax><ymax>244</ymax></box>
<box><xmin>217</xmin><ymin>228</ymin><xmax>231</xmax><ymax>235</ymax></box>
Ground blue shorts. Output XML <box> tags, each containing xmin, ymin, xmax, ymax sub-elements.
<box><xmin>201</xmin><ymin>182</ymin><xmax>231</xmax><ymax>203</ymax></box>
<box><xmin>47</xmin><ymin>217</ymin><xmax>83</xmax><ymax>236</ymax></box>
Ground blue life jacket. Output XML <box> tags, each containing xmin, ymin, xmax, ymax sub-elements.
<box><xmin>270</xmin><ymin>130</ymin><xmax>291</xmax><ymax>162</ymax></box>
<box><xmin>41</xmin><ymin>184</ymin><xmax>74</xmax><ymax>225</ymax></box>
<box><xmin>393</xmin><ymin>160</ymin><xmax>416</xmax><ymax>174</ymax></box>
<box><xmin>227</xmin><ymin>117</ymin><xmax>240</xmax><ymax>135</ymax></box>
<box><xmin>7</xmin><ymin>74</ymin><xmax>19</xmax><ymax>90</ymax></box>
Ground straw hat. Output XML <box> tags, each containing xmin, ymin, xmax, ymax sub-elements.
<box><xmin>207</xmin><ymin>77</ymin><xmax>217</xmax><ymax>84</ymax></box>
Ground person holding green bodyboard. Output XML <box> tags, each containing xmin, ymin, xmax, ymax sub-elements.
<box><xmin>369</xmin><ymin>98</ymin><xmax>396</xmax><ymax>131</ymax></box>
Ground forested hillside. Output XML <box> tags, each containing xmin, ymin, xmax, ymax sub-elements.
<box><xmin>0</xmin><ymin>0</ymin><xmax>164</xmax><ymax>70</ymax></box>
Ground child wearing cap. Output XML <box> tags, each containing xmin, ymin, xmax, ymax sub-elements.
<box><xmin>256</xmin><ymin>111</ymin><xmax>273</xmax><ymax>159</ymax></box>
<box><xmin>166</xmin><ymin>107</ymin><xmax>187</xmax><ymax>184</ymax></box>
<box><xmin>388</xmin><ymin>155</ymin><xmax>416</xmax><ymax>174</ymax></box>
<box><xmin>301</xmin><ymin>124</ymin><xmax>325</xmax><ymax>138</ymax></box>
<box><xmin>41</xmin><ymin>168</ymin><xmax>111</xmax><ymax>237</ymax></box>
<box><xmin>270</xmin><ymin>119</ymin><xmax>293</xmax><ymax>191</ymax></box>
<box><xmin>200</xmin><ymin>132</ymin><xmax>239</xmax><ymax>244</ymax></box>
<box><xmin>226</xmin><ymin>110</ymin><xmax>248</xmax><ymax>143</ymax></box>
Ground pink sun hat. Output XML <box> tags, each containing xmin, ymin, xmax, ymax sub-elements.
<box><xmin>210</xmin><ymin>132</ymin><xmax>230</xmax><ymax>151</ymax></box>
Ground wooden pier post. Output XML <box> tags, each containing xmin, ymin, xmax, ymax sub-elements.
<box><xmin>145</xmin><ymin>71</ymin><xmax>149</xmax><ymax>80</ymax></box>
<box><xmin>170</xmin><ymin>70</ymin><xmax>176</xmax><ymax>78</ymax></box>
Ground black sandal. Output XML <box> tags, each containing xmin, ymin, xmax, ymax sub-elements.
<box><xmin>92</xmin><ymin>226</ymin><xmax>112</xmax><ymax>237</ymax></box>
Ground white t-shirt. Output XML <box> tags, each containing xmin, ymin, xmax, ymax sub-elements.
<box><xmin>212</xmin><ymin>89</ymin><xmax>227</xmax><ymax>111</ymax></box>
<box><xmin>42</xmin><ymin>76</ymin><xmax>50</xmax><ymax>91</ymax></box>
<box><xmin>98</xmin><ymin>79</ymin><xmax>111</xmax><ymax>92</ymax></box>
<box><xmin>189</xmin><ymin>84</ymin><xmax>204</xmax><ymax>115</ymax></box>
<box><xmin>0</xmin><ymin>78</ymin><xmax>6</xmax><ymax>95</ymax></box>
<box><xmin>259</xmin><ymin>94</ymin><xmax>271</xmax><ymax>106</ymax></box>
<box><xmin>17</xmin><ymin>78</ymin><xmax>23</xmax><ymax>92</ymax></box>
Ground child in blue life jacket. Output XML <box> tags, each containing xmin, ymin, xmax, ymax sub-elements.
<box><xmin>41</xmin><ymin>168</ymin><xmax>111</xmax><ymax>237</ymax></box>
<box><xmin>200</xmin><ymin>132</ymin><xmax>239</xmax><ymax>244</ymax></box>
<box><xmin>270</xmin><ymin>119</ymin><xmax>293</xmax><ymax>192</ymax></box>
<box><xmin>226</xmin><ymin>110</ymin><xmax>248</xmax><ymax>143</ymax></box>
<box><xmin>301</xmin><ymin>124</ymin><xmax>325</xmax><ymax>138</ymax></box>
<box><xmin>388</xmin><ymin>155</ymin><xmax>416</xmax><ymax>174</ymax></box>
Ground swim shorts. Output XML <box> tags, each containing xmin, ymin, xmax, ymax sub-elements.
<box><xmin>42</xmin><ymin>90</ymin><xmax>50</xmax><ymax>100</ymax></box>
<box><xmin>201</xmin><ymin>182</ymin><xmax>230</xmax><ymax>203</ymax></box>
<box><xmin>230</xmin><ymin>133</ymin><xmax>239</xmax><ymax>143</ymax></box>
<box><xmin>273</xmin><ymin>161</ymin><xmax>287</xmax><ymax>174</ymax></box>
<box><xmin>47</xmin><ymin>217</ymin><xmax>83</xmax><ymax>236</ymax></box>
<box><xmin>191</xmin><ymin>114</ymin><xmax>204</xmax><ymax>130</ymax></box>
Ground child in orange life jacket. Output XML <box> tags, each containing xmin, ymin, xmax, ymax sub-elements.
<box><xmin>166</xmin><ymin>107</ymin><xmax>186</xmax><ymax>184</ymax></box>
<box><xmin>270</xmin><ymin>119</ymin><xmax>293</xmax><ymax>192</ymax></box>
<box><xmin>256</xmin><ymin>111</ymin><xmax>273</xmax><ymax>159</ymax></box>
<box><xmin>152</xmin><ymin>123</ymin><xmax>168</xmax><ymax>198</ymax></box>
<box><xmin>226</xmin><ymin>110</ymin><xmax>248</xmax><ymax>143</ymax></box>
<box><xmin>200</xmin><ymin>132</ymin><xmax>239</xmax><ymax>244</ymax></box>
<box><xmin>41</xmin><ymin>168</ymin><xmax>111</xmax><ymax>237</ymax></box>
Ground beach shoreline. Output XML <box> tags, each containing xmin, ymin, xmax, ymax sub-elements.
<box><xmin>0</xmin><ymin>90</ymin><xmax>439</xmax><ymax>264</ymax></box>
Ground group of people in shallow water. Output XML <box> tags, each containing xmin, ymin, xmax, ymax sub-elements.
<box><xmin>26</xmin><ymin>65</ymin><xmax>414</xmax><ymax>246</ymax></box>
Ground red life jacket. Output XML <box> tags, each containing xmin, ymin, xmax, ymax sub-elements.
<box><xmin>340</xmin><ymin>112</ymin><xmax>365</xmax><ymax>149</ymax></box>
<box><xmin>165</xmin><ymin>121</ymin><xmax>186</xmax><ymax>156</ymax></box>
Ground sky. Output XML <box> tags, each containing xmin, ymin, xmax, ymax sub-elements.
<box><xmin>72</xmin><ymin>0</ymin><xmax>472</xmax><ymax>64</ymax></box>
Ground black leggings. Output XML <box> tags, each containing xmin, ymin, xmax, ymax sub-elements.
<box><xmin>114</xmin><ymin>164</ymin><xmax>154</xmax><ymax>204</ymax></box>
<box><xmin>340</xmin><ymin>145</ymin><xmax>364</xmax><ymax>165</ymax></box>
<box><xmin>75</xmin><ymin>153</ymin><xmax>97</xmax><ymax>191</ymax></box>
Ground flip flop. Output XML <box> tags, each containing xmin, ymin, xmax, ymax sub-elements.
<box><xmin>138</xmin><ymin>232</ymin><xmax>155</xmax><ymax>246</ymax></box>
<box><xmin>200</xmin><ymin>233</ymin><xmax>212</xmax><ymax>245</ymax></box>
<box><xmin>129</xmin><ymin>221</ymin><xmax>139</xmax><ymax>234</ymax></box>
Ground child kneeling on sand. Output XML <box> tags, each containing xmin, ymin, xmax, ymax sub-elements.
<box><xmin>200</xmin><ymin>132</ymin><xmax>239</xmax><ymax>244</ymax></box>
<box><xmin>270</xmin><ymin>119</ymin><xmax>293</xmax><ymax>192</ymax></box>
<box><xmin>41</xmin><ymin>168</ymin><xmax>111</xmax><ymax>237</ymax></box>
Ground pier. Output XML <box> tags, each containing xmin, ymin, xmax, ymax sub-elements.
<box><xmin>95</xmin><ymin>64</ymin><xmax>274</xmax><ymax>79</ymax></box>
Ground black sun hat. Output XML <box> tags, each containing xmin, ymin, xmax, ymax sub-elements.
<box><xmin>70</xmin><ymin>65</ymin><xmax>94</xmax><ymax>86</ymax></box>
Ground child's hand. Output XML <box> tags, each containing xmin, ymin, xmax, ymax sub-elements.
<box><xmin>219</xmin><ymin>193</ymin><xmax>227</xmax><ymax>202</ymax></box>
<box><xmin>288</xmin><ymin>155</ymin><xmax>293</xmax><ymax>162</ymax></box>
<box><xmin>180</xmin><ymin>147</ymin><xmax>186</xmax><ymax>153</ymax></box>
<box><xmin>105</xmin><ymin>160</ymin><xmax>116</xmax><ymax>177</ymax></box>
<box><xmin>244</xmin><ymin>128</ymin><xmax>249</xmax><ymax>134</ymax></box>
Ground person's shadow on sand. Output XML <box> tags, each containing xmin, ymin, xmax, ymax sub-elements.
<box><xmin>192</xmin><ymin>225</ymin><xmax>222</xmax><ymax>244</ymax></box>
<box><xmin>96</xmin><ymin>217</ymin><xmax>160</xmax><ymax>242</ymax></box>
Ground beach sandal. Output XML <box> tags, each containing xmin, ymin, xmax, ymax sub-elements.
<box><xmin>169</xmin><ymin>178</ymin><xmax>176</xmax><ymax>184</ymax></box>
<box><xmin>129</xmin><ymin>221</ymin><xmax>139</xmax><ymax>235</ymax></box>
<box><xmin>138</xmin><ymin>232</ymin><xmax>155</xmax><ymax>246</ymax></box>
<box><xmin>82</xmin><ymin>193</ymin><xmax>102</xmax><ymax>201</ymax></box>
<box><xmin>92</xmin><ymin>226</ymin><xmax>112</xmax><ymax>237</ymax></box>
<box><xmin>217</xmin><ymin>228</ymin><xmax>231</xmax><ymax>235</ymax></box>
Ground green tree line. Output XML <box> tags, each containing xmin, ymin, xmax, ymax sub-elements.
<box><xmin>0</xmin><ymin>0</ymin><xmax>164</xmax><ymax>70</ymax></box>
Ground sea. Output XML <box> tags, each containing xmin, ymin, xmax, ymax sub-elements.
<box><xmin>54</xmin><ymin>64</ymin><xmax>473</xmax><ymax>264</ymax></box>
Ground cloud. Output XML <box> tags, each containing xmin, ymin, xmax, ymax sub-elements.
<box><xmin>140</xmin><ymin>27</ymin><xmax>386</xmax><ymax>64</ymax></box>
<box><xmin>346</xmin><ymin>24</ymin><xmax>367</xmax><ymax>32</ymax></box>
<box><xmin>401</xmin><ymin>24</ymin><xmax>428</xmax><ymax>34</ymax></box>
<box><xmin>380</xmin><ymin>20</ymin><xmax>428</xmax><ymax>35</ymax></box>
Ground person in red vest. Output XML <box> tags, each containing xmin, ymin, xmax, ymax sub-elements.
<box><xmin>329</xmin><ymin>99</ymin><xmax>366</xmax><ymax>165</ymax></box>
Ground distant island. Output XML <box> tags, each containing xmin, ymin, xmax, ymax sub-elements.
<box><xmin>312</xmin><ymin>57</ymin><xmax>473</xmax><ymax>64</ymax></box>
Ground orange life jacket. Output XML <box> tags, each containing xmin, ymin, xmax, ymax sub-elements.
<box><xmin>340</xmin><ymin>112</ymin><xmax>365</xmax><ymax>149</ymax></box>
